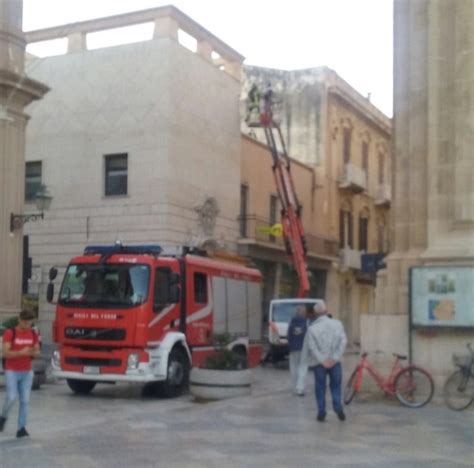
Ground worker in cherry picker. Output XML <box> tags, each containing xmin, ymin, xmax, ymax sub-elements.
<box><xmin>260</xmin><ymin>84</ymin><xmax>274</xmax><ymax>126</ymax></box>
<box><xmin>246</xmin><ymin>83</ymin><xmax>274</xmax><ymax>126</ymax></box>
<box><xmin>246</xmin><ymin>83</ymin><xmax>261</xmax><ymax>124</ymax></box>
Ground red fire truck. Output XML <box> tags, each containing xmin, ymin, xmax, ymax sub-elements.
<box><xmin>47</xmin><ymin>243</ymin><xmax>262</xmax><ymax>397</ymax></box>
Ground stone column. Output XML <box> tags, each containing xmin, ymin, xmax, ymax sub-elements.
<box><xmin>0</xmin><ymin>0</ymin><xmax>48</xmax><ymax>318</ymax></box>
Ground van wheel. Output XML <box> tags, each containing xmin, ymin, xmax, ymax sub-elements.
<box><xmin>159</xmin><ymin>348</ymin><xmax>189</xmax><ymax>398</ymax></box>
<box><xmin>67</xmin><ymin>379</ymin><xmax>96</xmax><ymax>395</ymax></box>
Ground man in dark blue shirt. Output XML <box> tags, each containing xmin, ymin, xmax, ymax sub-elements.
<box><xmin>287</xmin><ymin>306</ymin><xmax>308</xmax><ymax>396</ymax></box>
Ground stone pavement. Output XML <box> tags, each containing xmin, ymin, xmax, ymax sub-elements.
<box><xmin>0</xmin><ymin>366</ymin><xmax>472</xmax><ymax>468</ymax></box>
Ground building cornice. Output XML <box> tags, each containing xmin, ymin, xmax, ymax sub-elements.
<box><xmin>25</xmin><ymin>5</ymin><xmax>245</xmax><ymax>64</ymax></box>
<box><xmin>0</xmin><ymin>69</ymin><xmax>50</xmax><ymax>108</ymax></box>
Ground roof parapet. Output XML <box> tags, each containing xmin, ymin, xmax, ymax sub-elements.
<box><xmin>25</xmin><ymin>5</ymin><xmax>244</xmax><ymax>80</ymax></box>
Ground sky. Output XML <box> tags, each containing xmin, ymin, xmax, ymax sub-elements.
<box><xmin>22</xmin><ymin>0</ymin><xmax>393</xmax><ymax>116</ymax></box>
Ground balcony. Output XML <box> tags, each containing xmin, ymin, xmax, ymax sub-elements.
<box><xmin>238</xmin><ymin>215</ymin><xmax>339</xmax><ymax>259</ymax></box>
<box><xmin>338</xmin><ymin>163</ymin><xmax>367</xmax><ymax>193</ymax></box>
<box><xmin>339</xmin><ymin>247</ymin><xmax>362</xmax><ymax>270</ymax></box>
<box><xmin>375</xmin><ymin>183</ymin><xmax>391</xmax><ymax>207</ymax></box>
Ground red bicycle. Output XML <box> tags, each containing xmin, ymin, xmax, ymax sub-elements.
<box><xmin>344</xmin><ymin>352</ymin><xmax>434</xmax><ymax>408</ymax></box>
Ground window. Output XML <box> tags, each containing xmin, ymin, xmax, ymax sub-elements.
<box><xmin>105</xmin><ymin>154</ymin><xmax>128</xmax><ymax>196</ymax></box>
<box><xmin>194</xmin><ymin>272</ymin><xmax>207</xmax><ymax>304</ymax></box>
<box><xmin>339</xmin><ymin>210</ymin><xmax>345</xmax><ymax>249</ymax></box>
<box><xmin>240</xmin><ymin>184</ymin><xmax>248</xmax><ymax>237</ymax></box>
<box><xmin>269</xmin><ymin>194</ymin><xmax>278</xmax><ymax>242</ymax></box>
<box><xmin>348</xmin><ymin>212</ymin><xmax>353</xmax><ymax>248</ymax></box>
<box><xmin>378</xmin><ymin>152</ymin><xmax>385</xmax><ymax>184</ymax></box>
<box><xmin>58</xmin><ymin>264</ymin><xmax>150</xmax><ymax>308</ymax></box>
<box><xmin>378</xmin><ymin>223</ymin><xmax>386</xmax><ymax>252</ymax></box>
<box><xmin>154</xmin><ymin>267</ymin><xmax>172</xmax><ymax>305</ymax></box>
<box><xmin>339</xmin><ymin>209</ymin><xmax>354</xmax><ymax>249</ymax></box>
<box><xmin>359</xmin><ymin>216</ymin><xmax>369</xmax><ymax>251</ymax></box>
<box><xmin>343</xmin><ymin>128</ymin><xmax>351</xmax><ymax>164</ymax></box>
<box><xmin>362</xmin><ymin>142</ymin><xmax>369</xmax><ymax>173</ymax></box>
<box><xmin>25</xmin><ymin>161</ymin><xmax>42</xmax><ymax>201</ymax></box>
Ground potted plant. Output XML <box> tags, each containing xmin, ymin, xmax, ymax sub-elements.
<box><xmin>189</xmin><ymin>333</ymin><xmax>253</xmax><ymax>401</ymax></box>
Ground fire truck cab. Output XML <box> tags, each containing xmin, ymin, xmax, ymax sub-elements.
<box><xmin>48</xmin><ymin>244</ymin><xmax>262</xmax><ymax>397</ymax></box>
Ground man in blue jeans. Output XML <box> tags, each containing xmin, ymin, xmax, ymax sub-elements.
<box><xmin>304</xmin><ymin>302</ymin><xmax>347</xmax><ymax>422</ymax></box>
<box><xmin>287</xmin><ymin>306</ymin><xmax>308</xmax><ymax>396</ymax></box>
<box><xmin>0</xmin><ymin>310</ymin><xmax>40</xmax><ymax>438</ymax></box>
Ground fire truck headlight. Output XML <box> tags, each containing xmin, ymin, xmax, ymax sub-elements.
<box><xmin>127</xmin><ymin>353</ymin><xmax>140</xmax><ymax>370</ymax></box>
<box><xmin>52</xmin><ymin>350</ymin><xmax>61</xmax><ymax>368</ymax></box>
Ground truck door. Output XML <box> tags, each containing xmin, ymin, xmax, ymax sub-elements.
<box><xmin>186</xmin><ymin>269</ymin><xmax>212</xmax><ymax>346</ymax></box>
<box><xmin>148</xmin><ymin>264</ymin><xmax>181</xmax><ymax>341</ymax></box>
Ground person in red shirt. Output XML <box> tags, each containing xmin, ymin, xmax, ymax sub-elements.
<box><xmin>0</xmin><ymin>310</ymin><xmax>40</xmax><ymax>438</ymax></box>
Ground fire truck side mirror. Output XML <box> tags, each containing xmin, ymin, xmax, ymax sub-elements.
<box><xmin>49</xmin><ymin>267</ymin><xmax>58</xmax><ymax>281</ymax></box>
<box><xmin>46</xmin><ymin>283</ymin><xmax>55</xmax><ymax>303</ymax></box>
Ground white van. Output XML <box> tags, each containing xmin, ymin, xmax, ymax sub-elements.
<box><xmin>264</xmin><ymin>298</ymin><xmax>324</xmax><ymax>364</ymax></box>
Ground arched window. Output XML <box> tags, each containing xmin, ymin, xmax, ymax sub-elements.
<box><xmin>377</xmin><ymin>214</ymin><xmax>387</xmax><ymax>252</ymax></box>
<box><xmin>341</xmin><ymin>118</ymin><xmax>353</xmax><ymax>164</ymax></box>
<box><xmin>358</xmin><ymin>208</ymin><xmax>370</xmax><ymax>252</ymax></box>
<box><xmin>378</xmin><ymin>152</ymin><xmax>385</xmax><ymax>184</ymax></box>
<box><xmin>339</xmin><ymin>201</ymin><xmax>353</xmax><ymax>249</ymax></box>
<box><xmin>343</xmin><ymin>128</ymin><xmax>352</xmax><ymax>164</ymax></box>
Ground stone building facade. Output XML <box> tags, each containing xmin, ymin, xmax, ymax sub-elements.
<box><xmin>365</xmin><ymin>0</ymin><xmax>474</xmax><ymax>386</ymax></box>
<box><xmin>0</xmin><ymin>0</ymin><xmax>48</xmax><ymax>319</ymax></box>
<box><xmin>22</xmin><ymin>6</ymin><xmax>244</xmax><ymax>342</ymax></box>
<box><xmin>241</xmin><ymin>67</ymin><xmax>392</xmax><ymax>343</ymax></box>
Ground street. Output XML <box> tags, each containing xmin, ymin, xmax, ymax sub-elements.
<box><xmin>0</xmin><ymin>366</ymin><xmax>472</xmax><ymax>468</ymax></box>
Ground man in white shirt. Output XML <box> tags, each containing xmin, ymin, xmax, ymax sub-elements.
<box><xmin>304</xmin><ymin>302</ymin><xmax>347</xmax><ymax>422</ymax></box>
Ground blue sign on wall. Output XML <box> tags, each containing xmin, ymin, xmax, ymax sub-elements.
<box><xmin>361</xmin><ymin>253</ymin><xmax>386</xmax><ymax>274</ymax></box>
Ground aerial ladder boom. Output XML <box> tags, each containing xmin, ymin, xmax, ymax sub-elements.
<box><xmin>246</xmin><ymin>85</ymin><xmax>310</xmax><ymax>297</ymax></box>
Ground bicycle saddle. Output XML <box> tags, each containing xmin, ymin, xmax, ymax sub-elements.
<box><xmin>393</xmin><ymin>353</ymin><xmax>407</xmax><ymax>360</ymax></box>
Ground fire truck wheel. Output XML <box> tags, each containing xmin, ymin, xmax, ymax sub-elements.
<box><xmin>67</xmin><ymin>379</ymin><xmax>96</xmax><ymax>395</ymax></box>
<box><xmin>160</xmin><ymin>347</ymin><xmax>189</xmax><ymax>398</ymax></box>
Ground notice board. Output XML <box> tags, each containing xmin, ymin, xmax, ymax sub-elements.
<box><xmin>410</xmin><ymin>266</ymin><xmax>474</xmax><ymax>328</ymax></box>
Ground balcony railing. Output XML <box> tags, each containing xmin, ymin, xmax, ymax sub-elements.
<box><xmin>338</xmin><ymin>163</ymin><xmax>367</xmax><ymax>193</ymax></box>
<box><xmin>25</xmin><ymin>5</ymin><xmax>243</xmax><ymax>80</ymax></box>
<box><xmin>375</xmin><ymin>183</ymin><xmax>391</xmax><ymax>206</ymax></box>
<box><xmin>238</xmin><ymin>215</ymin><xmax>339</xmax><ymax>259</ymax></box>
<box><xmin>339</xmin><ymin>247</ymin><xmax>362</xmax><ymax>270</ymax></box>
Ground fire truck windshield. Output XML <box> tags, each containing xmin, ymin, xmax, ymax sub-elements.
<box><xmin>59</xmin><ymin>264</ymin><xmax>150</xmax><ymax>308</ymax></box>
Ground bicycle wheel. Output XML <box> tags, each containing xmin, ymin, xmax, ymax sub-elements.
<box><xmin>344</xmin><ymin>368</ymin><xmax>359</xmax><ymax>405</ymax></box>
<box><xmin>394</xmin><ymin>366</ymin><xmax>434</xmax><ymax>408</ymax></box>
<box><xmin>444</xmin><ymin>370</ymin><xmax>473</xmax><ymax>411</ymax></box>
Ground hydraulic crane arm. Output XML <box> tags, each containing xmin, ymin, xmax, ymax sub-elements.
<box><xmin>246</xmin><ymin>85</ymin><xmax>310</xmax><ymax>297</ymax></box>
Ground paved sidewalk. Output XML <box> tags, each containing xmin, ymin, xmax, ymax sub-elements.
<box><xmin>0</xmin><ymin>366</ymin><xmax>472</xmax><ymax>467</ymax></box>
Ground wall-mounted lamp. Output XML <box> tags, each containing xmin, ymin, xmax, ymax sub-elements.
<box><xmin>10</xmin><ymin>185</ymin><xmax>53</xmax><ymax>232</ymax></box>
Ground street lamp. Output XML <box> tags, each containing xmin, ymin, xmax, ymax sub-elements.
<box><xmin>10</xmin><ymin>185</ymin><xmax>53</xmax><ymax>233</ymax></box>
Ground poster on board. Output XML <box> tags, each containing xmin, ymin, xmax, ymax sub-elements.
<box><xmin>410</xmin><ymin>266</ymin><xmax>474</xmax><ymax>328</ymax></box>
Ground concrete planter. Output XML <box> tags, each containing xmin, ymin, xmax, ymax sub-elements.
<box><xmin>189</xmin><ymin>367</ymin><xmax>252</xmax><ymax>401</ymax></box>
